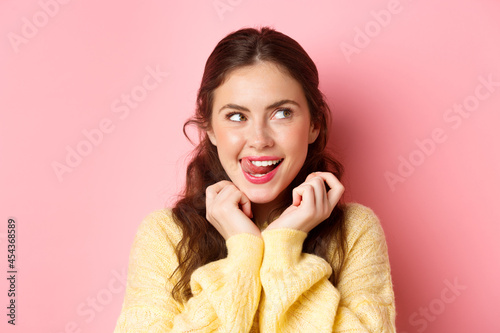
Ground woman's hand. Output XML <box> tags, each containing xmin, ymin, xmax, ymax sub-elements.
<box><xmin>266</xmin><ymin>172</ymin><xmax>344</xmax><ymax>233</ymax></box>
<box><xmin>206</xmin><ymin>180</ymin><xmax>261</xmax><ymax>240</ymax></box>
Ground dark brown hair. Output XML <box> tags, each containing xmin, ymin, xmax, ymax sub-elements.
<box><xmin>171</xmin><ymin>26</ymin><xmax>346</xmax><ymax>301</ymax></box>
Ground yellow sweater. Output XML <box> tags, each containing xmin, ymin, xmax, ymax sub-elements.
<box><xmin>114</xmin><ymin>203</ymin><xmax>395</xmax><ymax>332</ymax></box>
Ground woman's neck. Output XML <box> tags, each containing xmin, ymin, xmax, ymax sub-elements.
<box><xmin>251</xmin><ymin>197</ymin><xmax>285</xmax><ymax>229</ymax></box>
<box><xmin>251</xmin><ymin>202</ymin><xmax>273</xmax><ymax>228</ymax></box>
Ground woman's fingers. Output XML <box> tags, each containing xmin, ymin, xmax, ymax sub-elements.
<box><xmin>217</xmin><ymin>183</ymin><xmax>252</xmax><ymax>218</ymax></box>
<box><xmin>319</xmin><ymin>172</ymin><xmax>344</xmax><ymax>207</ymax></box>
<box><xmin>238</xmin><ymin>191</ymin><xmax>253</xmax><ymax>218</ymax></box>
<box><xmin>206</xmin><ymin>180</ymin><xmax>233</xmax><ymax>199</ymax></box>
<box><xmin>294</xmin><ymin>174</ymin><xmax>329</xmax><ymax>207</ymax></box>
<box><xmin>305</xmin><ymin>172</ymin><xmax>344</xmax><ymax>207</ymax></box>
<box><xmin>271</xmin><ymin>172</ymin><xmax>344</xmax><ymax>233</ymax></box>
<box><xmin>293</xmin><ymin>182</ymin><xmax>318</xmax><ymax>208</ymax></box>
<box><xmin>206</xmin><ymin>180</ymin><xmax>229</xmax><ymax>208</ymax></box>
<box><xmin>291</xmin><ymin>186</ymin><xmax>303</xmax><ymax>207</ymax></box>
<box><xmin>205</xmin><ymin>180</ymin><xmax>258</xmax><ymax>239</ymax></box>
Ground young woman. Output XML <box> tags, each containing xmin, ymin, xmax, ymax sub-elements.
<box><xmin>114</xmin><ymin>27</ymin><xmax>395</xmax><ymax>332</ymax></box>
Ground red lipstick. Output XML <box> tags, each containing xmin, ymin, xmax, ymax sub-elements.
<box><xmin>240</xmin><ymin>156</ymin><xmax>283</xmax><ymax>184</ymax></box>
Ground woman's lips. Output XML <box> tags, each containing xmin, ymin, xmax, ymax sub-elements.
<box><xmin>240</xmin><ymin>157</ymin><xmax>283</xmax><ymax>184</ymax></box>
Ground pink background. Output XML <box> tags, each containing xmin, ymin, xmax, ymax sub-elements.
<box><xmin>1</xmin><ymin>0</ymin><xmax>499</xmax><ymax>332</ymax></box>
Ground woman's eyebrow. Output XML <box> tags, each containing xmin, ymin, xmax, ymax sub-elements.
<box><xmin>218</xmin><ymin>99</ymin><xmax>299</xmax><ymax>113</ymax></box>
<box><xmin>267</xmin><ymin>99</ymin><xmax>299</xmax><ymax>109</ymax></box>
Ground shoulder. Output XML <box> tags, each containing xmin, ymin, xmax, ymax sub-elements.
<box><xmin>343</xmin><ymin>202</ymin><xmax>380</xmax><ymax>228</ymax></box>
<box><xmin>342</xmin><ymin>202</ymin><xmax>388</xmax><ymax>251</ymax></box>
<box><xmin>133</xmin><ymin>208</ymin><xmax>183</xmax><ymax>250</ymax></box>
<box><xmin>125</xmin><ymin>209</ymin><xmax>184</xmax><ymax>287</ymax></box>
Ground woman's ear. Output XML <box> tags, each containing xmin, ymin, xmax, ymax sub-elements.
<box><xmin>207</xmin><ymin>130</ymin><xmax>217</xmax><ymax>146</ymax></box>
<box><xmin>308</xmin><ymin>122</ymin><xmax>320</xmax><ymax>144</ymax></box>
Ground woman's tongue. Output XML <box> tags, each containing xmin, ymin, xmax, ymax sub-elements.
<box><xmin>241</xmin><ymin>159</ymin><xmax>276</xmax><ymax>176</ymax></box>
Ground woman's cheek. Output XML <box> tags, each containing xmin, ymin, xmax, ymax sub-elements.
<box><xmin>222</xmin><ymin>129</ymin><xmax>246</xmax><ymax>148</ymax></box>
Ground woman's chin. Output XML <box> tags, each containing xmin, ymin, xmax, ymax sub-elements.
<box><xmin>248</xmin><ymin>195</ymin><xmax>276</xmax><ymax>205</ymax></box>
<box><xmin>245</xmin><ymin>189</ymin><xmax>285</xmax><ymax>206</ymax></box>
<box><xmin>244</xmin><ymin>190</ymin><xmax>278</xmax><ymax>205</ymax></box>
<box><xmin>250</xmin><ymin>198</ymin><xmax>275</xmax><ymax>205</ymax></box>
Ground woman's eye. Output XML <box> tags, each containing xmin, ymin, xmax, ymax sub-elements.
<box><xmin>227</xmin><ymin>113</ymin><xmax>247</xmax><ymax>122</ymax></box>
<box><xmin>274</xmin><ymin>108</ymin><xmax>292</xmax><ymax>119</ymax></box>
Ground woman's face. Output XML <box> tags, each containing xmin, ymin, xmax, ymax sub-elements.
<box><xmin>208</xmin><ymin>61</ymin><xmax>319</xmax><ymax>205</ymax></box>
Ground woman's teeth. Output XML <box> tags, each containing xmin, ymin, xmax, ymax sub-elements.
<box><xmin>251</xmin><ymin>173</ymin><xmax>266</xmax><ymax>177</ymax></box>
<box><xmin>240</xmin><ymin>158</ymin><xmax>283</xmax><ymax>178</ymax></box>
<box><xmin>250</xmin><ymin>159</ymin><xmax>281</xmax><ymax>167</ymax></box>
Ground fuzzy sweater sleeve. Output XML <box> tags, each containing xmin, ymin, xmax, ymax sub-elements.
<box><xmin>113</xmin><ymin>209</ymin><xmax>264</xmax><ymax>333</ymax></box>
<box><xmin>258</xmin><ymin>203</ymin><xmax>395</xmax><ymax>332</ymax></box>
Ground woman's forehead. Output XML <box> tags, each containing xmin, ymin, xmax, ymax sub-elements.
<box><xmin>213</xmin><ymin>62</ymin><xmax>306</xmax><ymax>109</ymax></box>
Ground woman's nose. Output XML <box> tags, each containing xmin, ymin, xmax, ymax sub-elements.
<box><xmin>247</xmin><ymin>122</ymin><xmax>274</xmax><ymax>150</ymax></box>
